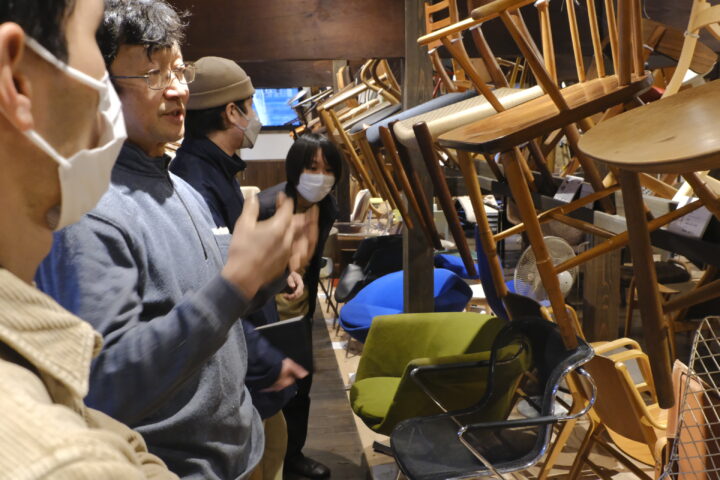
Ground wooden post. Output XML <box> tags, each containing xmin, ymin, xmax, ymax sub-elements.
<box><xmin>581</xmin><ymin>234</ymin><xmax>620</xmax><ymax>341</ymax></box>
<box><xmin>333</xmin><ymin>60</ymin><xmax>351</xmax><ymax>221</ymax></box>
<box><xmin>403</xmin><ymin>0</ymin><xmax>434</xmax><ymax>313</ymax></box>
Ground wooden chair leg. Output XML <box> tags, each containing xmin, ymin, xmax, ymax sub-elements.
<box><xmin>539</xmin><ymin>360</ymin><xmax>588</xmax><ymax>478</ymax></box>
<box><xmin>457</xmin><ymin>150</ymin><xmax>508</xmax><ymax>296</ymax></box>
<box><xmin>663</xmin><ymin>290</ymin><xmax>677</xmax><ymax>360</ymax></box>
<box><xmin>564</xmin><ymin>124</ymin><xmax>616</xmax><ymax>214</ymax></box>
<box><xmin>414</xmin><ymin>121</ymin><xmax>477</xmax><ymax>277</ymax></box>
<box><xmin>617</xmin><ymin>169</ymin><xmax>674</xmax><ymax>407</ymax></box>
<box><xmin>624</xmin><ymin>277</ymin><xmax>636</xmax><ymax>337</ymax></box>
<box><xmin>567</xmin><ymin>417</ymin><xmax>601</xmax><ymax>480</ymax></box>
<box><xmin>527</xmin><ymin>139</ymin><xmax>557</xmax><ymax>196</ymax></box>
<box><xmin>538</xmin><ymin>417</ymin><xmax>578</xmax><ymax>479</ymax></box>
<box><xmin>501</xmin><ymin>147</ymin><xmax>579</xmax><ymax>348</ymax></box>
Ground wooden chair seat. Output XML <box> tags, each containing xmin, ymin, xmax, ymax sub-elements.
<box><xmin>393</xmin><ymin>85</ymin><xmax>544</xmax><ymax>149</ymax></box>
<box><xmin>438</xmin><ymin>74</ymin><xmax>653</xmax><ymax>155</ymax></box>
<box><xmin>579</xmin><ymin>79</ymin><xmax>720</xmax><ymax>173</ymax></box>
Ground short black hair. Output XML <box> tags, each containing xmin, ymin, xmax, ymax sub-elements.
<box><xmin>0</xmin><ymin>0</ymin><xmax>76</xmax><ymax>61</ymax></box>
<box><xmin>184</xmin><ymin>98</ymin><xmax>250</xmax><ymax>139</ymax></box>
<box><xmin>286</xmin><ymin>133</ymin><xmax>343</xmax><ymax>190</ymax></box>
<box><xmin>98</xmin><ymin>0</ymin><xmax>187</xmax><ymax>68</ymax></box>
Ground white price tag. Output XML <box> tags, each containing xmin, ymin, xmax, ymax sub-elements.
<box><xmin>553</xmin><ymin>175</ymin><xmax>584</xmax><ymax>203</ymax></box>
<box><xmin>666</xmin><ymin>194</ymin><xmax>713</xmax><ymax>238</ymax></box>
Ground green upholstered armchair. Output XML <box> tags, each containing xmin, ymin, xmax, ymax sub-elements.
<box><xmin>349</xmin><ymin>312</ymin><xmax>530</xmax><ymax>436</ymax></box>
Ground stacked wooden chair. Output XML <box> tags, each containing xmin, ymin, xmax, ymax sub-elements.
<box><xmin>315</xmin><ymin>59</ymin><xmax>403</xmax><ymax>203</ymax></box>
<box><xmin>421</xmin><ymin>0</ymin><xmax>650</xmax><ymax>353</ymax></box>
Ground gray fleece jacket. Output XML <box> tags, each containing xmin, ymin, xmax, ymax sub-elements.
<box><xmin>36</xmin><ymin>142</ymin><xmax>274</xmax><ymax>480</ymax></box>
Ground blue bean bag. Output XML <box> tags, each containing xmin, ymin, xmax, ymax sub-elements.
<box><xmin>338</xmin><ymin>268</ymin><xmax>473</xmax><ymax>342</ymax></box>
<box><xmin>434</xmin><ymin>253</ymin><xmax>480</xmax><ymax>280</ymax></box>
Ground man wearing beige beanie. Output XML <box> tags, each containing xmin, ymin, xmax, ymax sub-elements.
<box><xmin>171</xmin><ymin>56</ymin><xmax>312</xmax><ymax>480</ymax></box>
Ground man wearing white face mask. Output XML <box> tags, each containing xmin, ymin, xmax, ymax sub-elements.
<box><xmin>0</xmin><ymin>0</ymin><xmax>177</xmax><ymax>477</ymax></box>
<box><xmin>171</xmin><ymin>56</ymin><xmax>308</xmax><ymax>480</ymax></box>
<box><xmin>172</xmin><ymin>56</ymin><xmax>263</xmax><ymax>233</ymax></box>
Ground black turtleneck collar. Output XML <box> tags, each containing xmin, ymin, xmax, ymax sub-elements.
<box><xmin>177</xmin><ymin>137</ymin><xmax>247</xmax><ymax>180</ymax></box>
<box><xmin>115</xmin><ymin>141</ymin><xmax>171</xmax><ymax>177</ymax></box>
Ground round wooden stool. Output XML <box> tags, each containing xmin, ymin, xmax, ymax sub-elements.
<box><xmin>579</xmin><ymin>79</ymin><xmax>720</xmax><ymax>407</ymax></box>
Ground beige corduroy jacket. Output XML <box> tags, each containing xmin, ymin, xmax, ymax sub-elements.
<box><xmin>0</xmin><ymin>268</ymin><xmax>178</xmax><ymax>480</ymax></box>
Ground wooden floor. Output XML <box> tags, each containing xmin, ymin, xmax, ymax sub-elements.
<box><xmin>290</xmin><ymin>303</ymin><xmax>366</xmax><ymax>480</ymax></box>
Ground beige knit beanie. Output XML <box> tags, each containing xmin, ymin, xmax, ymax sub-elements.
<box><xmin>187</xmin><ymin>56</ymin><xmax>255</xmax><ymax>110</ymax></box>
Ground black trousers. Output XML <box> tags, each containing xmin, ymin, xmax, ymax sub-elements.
<box><xmin>283</xmin><ymin>372</ymin><xmax>312</xmax><ymax>459</ymax></box>
<box><xmin>283</xmin><ymin>304</ymin><xmax>317</xmax><ymax>461</ymax></box>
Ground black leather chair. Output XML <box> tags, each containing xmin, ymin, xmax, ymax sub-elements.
<box><xmin>333</xmin><ymin>234</ymin><xmax>403</xmax><ymax>304</ymax></box>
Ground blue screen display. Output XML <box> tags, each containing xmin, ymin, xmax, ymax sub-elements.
<box><xmin>253</xmin><ymin>88</ymin><xmax>299</xmax><ymax>128</ymax></box>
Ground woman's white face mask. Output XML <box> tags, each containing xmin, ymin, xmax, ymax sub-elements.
<box><xmin>296</xmin><ymin>173</ymin><xmax>335</xmax><ymax>204</ymax></box>
<box><xmin>22</xmin><ymin>37</ymin><xmax>127</xmax><ymax>230</ymax></box>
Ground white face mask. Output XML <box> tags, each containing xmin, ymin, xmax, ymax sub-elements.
<box><xmin>233</xmin><ymin>107</ymin><xmax>262</xmax><ymax>149</ymax></box>
<box><xmin>296</xmin><ymin>173</ymin><xmax>335</xmax><ymax>204</ymax></box>
<box><xmin>22</xmin><ymin>37</ymin><xmax>127</xmax><ymax>231</ymax></box>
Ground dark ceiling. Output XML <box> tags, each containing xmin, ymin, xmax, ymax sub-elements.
<box><xmin>166</xmin><ymin>1</ymin><xmax>717</xmax><ymax>87</ymax></box>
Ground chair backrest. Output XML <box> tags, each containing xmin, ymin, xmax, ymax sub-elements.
<box><xmin>664</xmin><ymin>0</ymin><xmax>720</xmax><ymax>97</ymax></box>
<box><xmin>360</xmin><ymin>59</ymin><xmax>402</xmax><ymax>104</ymax></box>
<box><xmin>421</xmin><ymin>0</ymin><xmax>509</xmax><ymax>96</ymax></box>
<box><xmin>388</xmin><ymin>316</ymin><xmax>593</xmax><ymax>479</ymax></box>
<box><xmin>456</xmin><ymin>317</ymin><xmax>594</xmax><ymax>466</ymax></box>
<box><xmin>581</xmin><ymin>349</ymin><xmax>663</xmax><ymax>462</ymax></box>
<box><xmin>500</xmin><ymin>317</ymin><xmax>591</xmax><ymax>391</ymax></box>
<box><xmin>662</xmin><ymin>317</ymin><xmax>720</xmax><ymax>479</ymax></box>
<box><xmin>470</xmin><ymin>0</ymin><xmax>645</xmax><ymax>107</ymax></box>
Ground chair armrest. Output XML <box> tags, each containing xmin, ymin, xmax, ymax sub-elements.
<box><xmin>470</xmin><ymin>0</ymin><xmax>536</xmax><ymax>21</ymax></box>
<box><xmin>454</xmin><ymin>371</ymin><xmax>593</xmax><ymax>477</ymax></box>
<box><xmin>592</xmin><ymin>337</ymin><xmax>642</xmax><ymax>355</ymax></box>
<box><xmin>417</xmin><ymin>17</ymin><xmax>482</xmax><ymax>46</ymax></box>
<box><xmin>460</xmin><ymin>366</ymin><xmax>596</xmax><ymax>432</ymax></box>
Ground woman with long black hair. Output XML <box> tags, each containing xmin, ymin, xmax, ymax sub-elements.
<box><xmin>257</xmin><ymin>133</ymin><xmax>342</xmax><ymax>479</ymax></box>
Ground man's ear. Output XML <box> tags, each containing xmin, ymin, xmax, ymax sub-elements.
<box><xmin>224</xmin><ymin>102</ymin><xmax>237</xmax><ymax>127</ymax></box>
<box><xmin>0</xmin><ymin>23</ymin><xmax>33</xmax><ymax>131</ymax></box>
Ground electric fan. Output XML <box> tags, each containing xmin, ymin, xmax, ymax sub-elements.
<box><xmin>514</xmin><ymin>236</ymin><xmax>578</xmax><ymax>302</ymax></box>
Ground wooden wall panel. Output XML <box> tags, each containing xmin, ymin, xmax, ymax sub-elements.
<box><xmin>170</xmin><ymin>0</ymin><xmax>404</xmax><ymax>63</ymax></box>
<box><xmin>240</xmin><ymin>60</ymin><xmax>334</xmax><ymax>88</ymax></box>
<box><xmin>238</xmin><ymin>160</ymin><xmax>286</xmax><ymax>192</ymax></box>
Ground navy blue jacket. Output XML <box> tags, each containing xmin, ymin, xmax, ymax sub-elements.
<box><xmin>171</xmin><ymin>137</ymin><xmax>246</xmax><ymax>232</ymax></box>
<box><xmin>171</xmin><ymin>136</ymin><xmax>294</xmax><ymax>418</ymax></box>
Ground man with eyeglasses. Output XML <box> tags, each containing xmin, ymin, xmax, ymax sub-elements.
<box><xmin>36</xmin><ymin>1</ymin><xmax>318</xmax><ymax>479</ymax></box>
